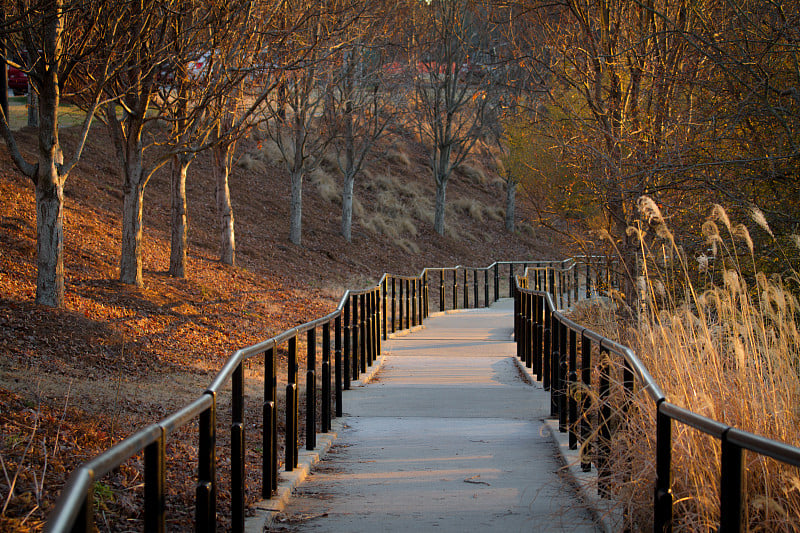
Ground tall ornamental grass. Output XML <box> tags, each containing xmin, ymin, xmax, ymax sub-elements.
<box><xmin>601</xmin><ymin>198</ymin><xmax>800</xmax><ymax>531</ymax></box>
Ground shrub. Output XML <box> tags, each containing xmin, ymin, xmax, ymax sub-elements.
<box><xmin>600</xmin><ymin>199</ymin><xmax>800</xmax><ymax>531</ymax></box>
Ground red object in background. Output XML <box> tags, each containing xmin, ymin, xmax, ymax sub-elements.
<box><xmin>7</xmin><ymin>65</ymin><xmax>28</xmax><ymax>95</ymax></box>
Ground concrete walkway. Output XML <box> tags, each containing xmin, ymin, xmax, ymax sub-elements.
<box><xmin>265</xmin><ymin>300</ymin><xmax>599</xmax><ymax>532</ymax></box>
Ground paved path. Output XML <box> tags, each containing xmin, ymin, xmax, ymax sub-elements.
<box><xmin>266</xmin><ymin>300</ymin><xmax>599</xmax><ymax>532</ymax></box>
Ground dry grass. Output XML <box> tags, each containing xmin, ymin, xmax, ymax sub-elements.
<box><xmin>458</xmin><ymin>162</ymin><xmax>488</xmax><ymax>185</ymax></box>
<box><xmin>599</xmin><ymin>200</ymin><xmax>800</xmax><ymax>531</ymax></box>
<box><xmin>310</xmin><ymin>168</ymin><xmax>339</xmax><ymax>203</ymax></box>
<box><xmin>452</xmin><ymin>197</ymin><xmax>486</xmax><ymax>223</ymax></box>
<box><xmin>237</xmin><ymin>153</ymin><xmax>266</xmax><ymax>173</ymax></box>
<box><xmin>386</xmin><ymin>147</ymin><xmax>412</xmax><ymax>170</ymax></box>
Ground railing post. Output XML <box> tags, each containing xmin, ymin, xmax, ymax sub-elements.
<box><xmin>360</xmin><ymin>293</ymin><xmax>367</xmax><ymax>375</ymax></box>
<box><xmin>343</xmin><ymin>298</ymin><xmax>351</xmax><ymax>390</ymax></box>
<box><xmin>196</xmin><ymin>395</ymin><xmax>216</xmax><ymax>533</ymax></box>
<box><xmin>558</xmin><ymin>322</ymin><xmax>568</xmax><ymax>430</ymax></box>
<box><xmin>463</xmin><ymin>268</ymin><xmax>469</xmax><ymax>309</ymax></box>
<box><xmin>453</xmin><ymin>269</ymin><xmax>458</xmax><ymax>310</ymax></box>
<box><xmin>597</xmin><ymin>348</ymin><xmax>611</xmax><ymax>497</ymax></box>
<box><xmin>398</xmin><ymin>279</ymin><xmax>404</xmax><ymax>330</ymax></box>
<box><xmin>484</xmin><ymin>269</ymin><xmax>489</xmax><ymax>308</ymax></box>
<box><xmin>263</xmin><ymin>346</ymin><xmax>277</xmax><ymax>496</ymax></box>
<box><xmin>534</xmin><ymin>295</ymin><xmax>543</xmax><ymax>380</ymax></box>
<box><xmin>654</xmin><ymin>400</ymin><xmax>673</xmax><ymax>531</ymax></box>
<box><xmin>508</xmin><ymin>263</ymin><xmax>514</xmax><ymax>298</ymax></box>
<box><xmin>334</xmin><ymin>316</ymin><xmax>343</xmax><ymax>417</ymax></box>
<box><xmin>543</xmin><ymin>303</ymin><xmax>551</xmax><ymax>392</ymax></box>
<box><xmin>322</xmin><ymin>322</ymin><xmax>331</xmax><ymax>433</ymax></box>
<box><xmin>392</xmin><ymin>277</ymin><xmax>397</xmax><ymax>333</ymax></box>
<box><xmin>306</xmin><ymin>329</ymin><xmax>316</xmax><ymax>450</ymax></box>
<box><xmin>411</xmin><ymin>280</ymin><xmax>417</xmax><ymax>327</ymax></box>
<box><xmin>494</xmin><ymin>263</ymin><xmax>499</xmax><ymax>302</ymax></box>
<box><xmin>568</xmin><ymin>329</ymin><xmax>578</xmax><ymax>448</ymax></box>
<box><xmin>580</xmin><ymin>333</ymin><xmax>591</xmax><ymax>472</ymax></box>
<box><xmin>439</xmin><ymin>270</ymin><xmax>445</xmax><ymax>312</ymax></box>
<box><xmin>382</xmin><ymin>279</ymin><xmax>387</xmax><ymax>341</ymax></box>
<box><xmin>375</xmin><ymin>289</ymin><xmax>382</xmax><ymax>359</ymax></box>
<box><xmin>550</xmin><ymin>313</ymin><xmax>559</xmax><ymax>417</ymax></box>
<box><xmin>286</xmin><ymin>336</ymin><xmax>298</xmax><ymax>471</ymax></box>
<box><xmin>720</xmin><ymin>431</ymin><xmax>744</xmax><ymax>533</ymax></box>
<box><xmin>514</xmin><ymin>285</ymin><xmax>521</xmax><ymax>353</ymax></box>
<box><xmin>352</xmin><ymin>295</ymin><xmax>360</xmax><ymax>380</ymax></box>
<box><xmin>405</xmin><ymin>279</ymin><xmax>411</xmax><ymax>329</ymax></box>
<box><xmin>525</xmin><ymin>293</ymin><xmax>533</xmax><ymax>369</ymax></box>
<box><xmin>231</xmin><ymin>363</ymin><xmax>245</xmax><ymax>532</ymax></box>
<box><xmin>423</xmin><ymin>271</ymin><xmax>429</xmax><ymax>318</ymax></box>
<box><xmin>473</xmin><ymin>268</ymin><xmax>478</xmax><ymax>308</ymax></box>
<box><xmin>145</xmin><ymin>428</ymin><xmax>166</xmax><ymax>533</ymax></box>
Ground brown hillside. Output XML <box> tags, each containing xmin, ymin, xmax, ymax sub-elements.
<box><xmin>0</xmin><ymin>122</ymin><xmax>572</xmax><ymax>530</ymax></box>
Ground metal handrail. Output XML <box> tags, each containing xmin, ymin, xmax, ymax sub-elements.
<box><xmin>45</xmin><ymin>259</ymin><xmax>546</xmax><ymax>532</ymax></box>
<box><xmin>513</xmin><ymin>264</ymin><xmax>800</xmax><ymax>532</ymax></box>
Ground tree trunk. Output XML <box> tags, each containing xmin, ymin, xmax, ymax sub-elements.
<box><xmin>34</xmin><ymin>57</ymin><xmax>64</xmax><ymax>307</ymax></box>
<box><xmin>168</xmin><ymin>155</ymin><xmax>190</xmax><ymax>277</ymax></box>
<box><xmin>34</xmin><ymin>170</ymin><xmax>64</xmax><ymax>307</ymax></box>
<box><xmin>120</xmin><ymin>163</ymin><xmax>145</xmax><ymax>286</ymax></box>
<box><xmin>214</xmin><ymin>143</ymin><xmax>236</xmax><ymax>266</ymax></box>
<box><xmin>341</xmin><ymin>172</ymin><xmax>354</xmax><ymax>242</ymax></box>
<box><xmin>505</xmin><ymin>180</ymin><xmax>516</xmax><ymax>232</ymax></box>
<box><xmin>434</xmin><ymin>178</ymin><xmax>447</xmax><ymax>236</ymax></box>
<box><xmin>290</xmin><ymin>169</ymin><xmax>303</xmax><ymax>245</ymax></box>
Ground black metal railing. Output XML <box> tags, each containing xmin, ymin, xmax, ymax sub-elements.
<box><xmin>513</xmin><ymin>262</ymin><xmax>800</xmax><ymax>532</ymax></box>
<box><xmin>50</xmin><ymin>259</ymin><xmax>601</xmax><ymax>532</ymax></box>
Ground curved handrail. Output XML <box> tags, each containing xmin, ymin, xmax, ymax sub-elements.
<box><xmin>45</xmin><ymin>259</ymin><xmax>549</xmax><ymax>532</ymax></box>
<box><xmin>513</xmin><ymin>265</ymin><xmax>800</xmax><ymax>531</ymax></box>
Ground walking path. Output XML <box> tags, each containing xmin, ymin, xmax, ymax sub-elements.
<box><xmin>261</xmin><ymin>300</ymin><xmax>599</xmax><ymax>532</ymax></box>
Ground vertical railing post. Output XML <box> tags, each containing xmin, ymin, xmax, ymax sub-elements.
<box><xmin>411</xmin><ymin>280</ymin><xmax>417</xmax><ymax>327</ymax></box>
<box><xmin>463</xmin><ymin>268</ymin><xmax>469</xmax><ymax>309</ymax></box>
<box><xmin>144</xmin><ymin>429</ymin><xmax>166</xmax><ymax>533</ymax></box>
<box><xmin>423</xmin><ymin>271</ymin><xmax>429</xmax><ymax>318</ymax></box>
<box><xmin>365</xmin><ymin>292</ymin><xmax>374</xmax><ymax>367</ymax></box>
<box><xmin>334</xmin><ymin>316</ymin><xmax>343</xmax><ymax>417</ymax></box>
<box><xmin>720</xmin><ymin>432</ymin><xmax>744</xmax><ymax>533</ymax></box>
<box><xmin>534</xmin><ymin>295</ymin><xmax>543</xmax><ymax>380</ymax></box>
<box><xmin>494</xmin><ymin>263</ymin><xmax>499</xmax><ymax>302</ymax></box>
<box><xmin>392</xmin><ymin>277</ymin><xmax>397</xmax><ymax>333</ymax></box>
<box><xmin>568</xmin><ymin>329</ymin><xmax>578</xmax><ymax>448</ymax></box>
<box><xmin>473</xmin><ymin>268</ymin><xmax>478</xmax><ymax>308</ymax></box>
<box><xmin>439</xmin><ymin>270</ymin><xmax>445</xmax><ymax>312</ymax></box>
<box><xmin>322</xmin><ymin>322</ymin><xmax>331</xmax><ymax>433</ymax></box>
<box><xmin>597</xmin><ymin>347</ymin><xmax>611</xmax><ymax>497</ymax></box>
<box><xmin>375</xmin><ymin>289</ymin><xmax>382</xmax><ymax>359</ymax></box>
<box><xmin>550</xmin><ymin>313</ymin><xmax>560</xmax><ymax>417</ymax></box>
<box><xmin>525</xmin><ymin>292</ymin><xmax>533</xmax><ymax>369</ymax></box>
<box><xmin>196</xmin><ymin>396</ymin><xmax>217</xmax><ymax>533</ymax></box>
<box><xmin>382</xmin><ymin>278</ymin><xmax>387</xmax><ymax>341</ymax></box>
<box><xmin>358</xmin><ymin>294</ymin><xmax>369</xmax><ymax>374</ymax></box>
<box><xmin>263</xmin><ymin>346</ymin><xmax>277</xmax><ymax>496</ymax></box>
<box><xmin>654</xmin><ymin>400</ymin><xmax>673</xmax><ymax>531</ymax></box>
<box><xmin>405</xmin><ymin>279</ymin><xmax>411</xmax><ymax>329</ymax></box>
<box><xmin>360</xmin><ymin>293</ymin><xmax>367</xmax><ymax>375</ymax></box>
<box><xmin>484</xmin><ymin>269</ymin><xmax>489</xmax><ymax>308</ymax></box>
<box><xmin>306</xmin><ymin>329</ymin><xmax>316</xmax><ymax>450</ymax></box>
<box><xmin>558</xmin><ymin>322</ymin><xmax>568</xmax><ymax>431</ymax></box>
<box><xmin>580</xmin><ymin>333</ymin><xmax>591</xmax><ymax>472</ymax></box>
<box><xmin>453</xmin><ymin>269</ymin><xmax>458</xmax><ymax>310</ymax></box>
<box><xmin>231</xmin><ymin>363</ymin><xmax>245</xmax><ymax>532</ymax></box>
<box><xmin>343</xmin><ymin>298</ymin><xmax>351</xmax><ymax>390</ymax></box>
<box><xmin>286</xmin><ymin>336</ymin><xmax>298</xmax><ymax>471</ymax></box>
<box><xmin>514</xmin><ymin>285</ymin><xmax>521</xmax><ymax>353</ymax></box>
<box><xmin>508</xmin><ymin>263</ymin><xmax>514</xmax><ymax>298</ymax></box>
<box><xmin>352</xmin><ymin>295</ymin><xmax>360</xmax><ymax>380</ymax></box>
<box><xmin>398</xmin><ymin>280</ymin><xmax>405</xmax><ymax>330</ymax></box>
<box><xmin>543</xmin><ymin>303</ymin><xmax>551</xmax><ymax>392</ymax></box>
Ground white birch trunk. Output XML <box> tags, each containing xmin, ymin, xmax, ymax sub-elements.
<box><xmin>168</xmin><ymin>156</ymin><xmax>190</xmax><ymax>277</ymax></box>
<box><xmin>120</xmin><ymin>160</ymin><xmax>145</xmax><ymax>286</ymax></box>
<box><xmin>214</xmin><ymin>143</ymin><xmax>235</xmax><ymax>266</ymax></box>
<box><xmin>505</xmin><ymin>180</ymin><xmax>516</xmax><ymax>232</ymax></box>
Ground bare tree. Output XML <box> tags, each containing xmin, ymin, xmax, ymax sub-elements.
<box><xmin>324</xmin><ymin>5</ymin><xmax>404</xmax><ymax>242</ymax></box>
<box><xmin>0</xmin><ymin>0</ymin><xmax>123</xmax><ymax>307</ymax></box>
<box><xmin>410</xmin><ymin>0</ymin><xmax>499</xmax><ymax>236</ymax></box>
<box><xmin>258</xmin><ymin>0</ymin><xmax>358</xmax><ymax>246</ymax></box>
